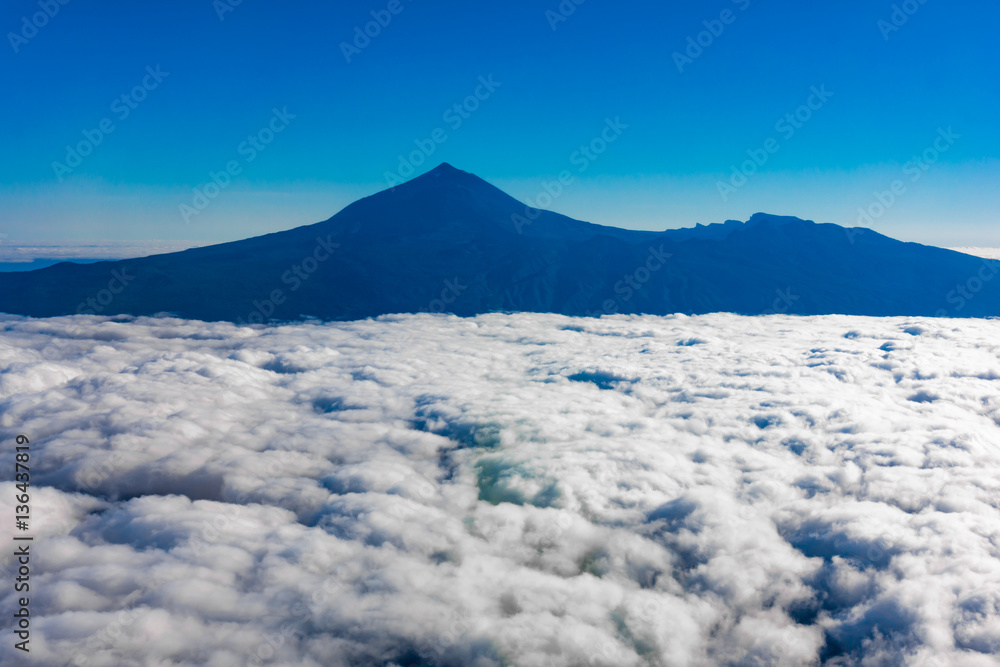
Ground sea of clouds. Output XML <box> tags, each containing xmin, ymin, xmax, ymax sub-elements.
<box><xmin>0</xmin><ymin>241</ymin><xmax>209</xmax><ymax>264</ymax></box>
<box><xmin>1</xmin><ymin>312</ymin><xmax>999</xmax><ymax>666</ymax></box>
<box><xmin>951</xmin><ymin>248</ymin><xmax>1000</xmax><ymax>261</ymax></box>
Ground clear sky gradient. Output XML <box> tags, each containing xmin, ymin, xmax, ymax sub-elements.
<box><xmin>2</xmin><ymin>0</ymin><xmax>998</xmax><ymax>248</ymax></box>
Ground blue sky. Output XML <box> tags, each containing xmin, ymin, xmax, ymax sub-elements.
<box><xmin>2</xmin><ymin>0</ymin><xmax>998</xmax><ymax>248</ymax></box>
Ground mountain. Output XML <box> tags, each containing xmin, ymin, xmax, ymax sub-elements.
<box><xmin>1</xmin><ymin>163</ymin><xmax>997</xmax><ymax>322</ymax></box>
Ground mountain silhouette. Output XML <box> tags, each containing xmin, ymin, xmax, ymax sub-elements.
<box><xmin>1</xmin><ymin>163</ymin><xmax>997</xmax><ymax>322</ymax></box>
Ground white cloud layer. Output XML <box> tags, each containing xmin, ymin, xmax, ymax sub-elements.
<box><xmin>950</xmin><ymin>248</ymin><xmax>1000</xmax><ymax>260</ymax></box>
<box><xmin>0</xmin><ymin>241</ymin><xmax>208</xmax><ymax>263</ymax></box>
<box><xmin>1</xmin><ymin>312</ymin><xmax>999</xmax><ymax>666</ymax></box>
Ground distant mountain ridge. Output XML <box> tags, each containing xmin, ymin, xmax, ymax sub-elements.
<box><xmin>0</xmin><ymin>163</ymin><xmax>997</xmax><ymax>322</ymax></box>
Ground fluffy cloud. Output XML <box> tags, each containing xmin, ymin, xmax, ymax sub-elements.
<box><xmin>1</xmin><ymin>312</ymin><xmax>999</xmax><ymax>666</ymax></box>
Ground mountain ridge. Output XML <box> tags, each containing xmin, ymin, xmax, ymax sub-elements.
<box><xmin>0</xmin><ymin>163</ymin><xmax>997</xmax><ymax>322</ymax></box>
